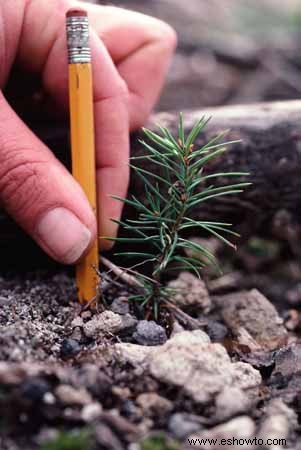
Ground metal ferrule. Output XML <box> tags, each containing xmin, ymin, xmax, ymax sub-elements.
<box><xmin>66</xmin><ymin>16</ymin><xmax>91</xmax><ymax>64</ymax></box>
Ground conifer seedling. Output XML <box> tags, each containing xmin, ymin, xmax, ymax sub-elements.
<box><xmin>105</xmin><ymin>115</ymin><xmax>250</xmax><ymax>319</ymax></box>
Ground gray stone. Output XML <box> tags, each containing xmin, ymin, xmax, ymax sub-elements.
<box><xmin>133</xmin><ymin>320</ymin><xmax>167</xmax><ymax>346</ymax></box>
<box><xmin>136</xmin><ymin>393</ymin><xmax>172</xmax><ymax>417</ymax></box>
<box><xmin>0</xmin><ymin>362</ymin><xmax>40</xmax><ymax>384</ymax></box>
<box><xmin>168</xmin><ymin>413</ymin><xmax>203</xmax><ymax>440</ymax></box>
<box><xmin>111</xmin><ymin>296</ymin><xmax>130</xmax><ymax>315</ymax></box>
<box><xmin>60</xmin><ymin>338</ymin><xmax>81</xmax><ymax>359</ymax></box>
<box><xmin>215</xmin><ymin>387</ymin><xmax>251</xmax><ymax>421</ymax></box>
<box><xmin>116</xmin><ymin>331</ymin><xmax>261</xmax><ymax>405</ymax></box>
<box><xmin>215</xmin><ymin>289</ymin><xmax>287</xmax><ymax>350</ymax></box>
<box><xmin>149</xmin><ymin>332</ymin><xmax>261</xmax><ymax>404</ymax></box>
<box><xmin>55</xmin><ymin>385</ymin><xmax>92</xmax><ymax>406</ymax></box>
<box><xmin>115</xmin><ymin>343</ymin><xmax>156</xmax><ymax>370</ymax></box>
<box><xmin>82</xmin><ymin>402</ymin><xmax>103</xmax><ymax>423</ymax></box>
<box><xmin>274</xmin><ymin>344</ymin><xmax>301</xmax><ymax>376</ymax></box>
<box><xmin>168</xmin><ymin>272</ymin><xmax>211</xmax><ymax>312</ymax></box>
<box><xmin>259</xmin><ymin>399</ymin><xmax>297</xmax><ymax>445</ymax></box>
<box><xmin>83</xmin><ymin>311</ymin><xmax>137</xmax><ymax>338</ymax></box>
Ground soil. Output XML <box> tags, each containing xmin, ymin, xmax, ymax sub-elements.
<box><xmin>1</xmin><ymin>1</ymin><xmax>301</xmax><ymax>449</ymax></box>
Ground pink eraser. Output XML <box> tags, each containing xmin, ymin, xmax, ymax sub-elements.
<box><xmin>66</xmin><ymin>9</ymin><xmax>88</xmax><ymax>18</ymax></box>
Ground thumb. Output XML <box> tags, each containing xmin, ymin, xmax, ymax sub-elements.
<box><xmin>0</xmin><ymin>92</ymin><xmax>97</xmax><ymax>264</ymax></box>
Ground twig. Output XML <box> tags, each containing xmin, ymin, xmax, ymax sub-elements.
<box><xmin>100</xmin><ymin>256</ymin><xmax>144</xmax><ymax>288</ymax></box>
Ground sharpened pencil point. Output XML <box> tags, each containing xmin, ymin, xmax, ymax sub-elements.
<box><xmin>66</xmin><ymin>9</ymin><xmax>88</xmax><ymax>18</ymax></box>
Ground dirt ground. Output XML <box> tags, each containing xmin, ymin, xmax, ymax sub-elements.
<box><xmin>1</xmin><ymin>1</ymin><xmax>301</xmax><ymax>449</ymax></box>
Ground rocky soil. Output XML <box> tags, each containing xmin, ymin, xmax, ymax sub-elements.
<box><xmin>1</xmin><ymin>235</ymin><xmax>301</xmax><ymax>449</ymax></box>
<box><xmin>1</xmin><ymin>1</ymin><xmax>301</xmax><ymax>449</ymax></box>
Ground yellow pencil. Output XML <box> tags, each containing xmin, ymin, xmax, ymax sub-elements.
<box><xmin>66</xmin><ymin>9</ymin><xmax>100</xmax><ymax>304</ymax></box>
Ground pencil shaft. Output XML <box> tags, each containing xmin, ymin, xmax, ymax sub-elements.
<box><xmin>68</xmin><ymin>63</ymin><xmax>99</xmax><ymax>303</ymax></box>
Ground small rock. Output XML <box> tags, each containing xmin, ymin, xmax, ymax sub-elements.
<box><xmin>136</xmin><ymin>393</ymin><xmax>172</xmax><ymax>417</ymax></box>
<box><xmin>43</xmin><ymin>392</ymin><xmax>56</xmax><ymax>405</ymax></box>
<box><xmin>169</xmin><ymin>329</ymin><xmax>210</xmax><ymax>346</ymax></box>
<box><xmin>82</xmin><ymin>402</ymin><xmax>103</xmax><ymax>423</ymax></box>
<box><xmin>206</xmin><ymin>320</ymin><xmax>228</xmax><ymax>342</ymax></box>
<box><xmin>81</xmin><ymin>311</ymin><xmax>92</xmax><ymax>320</ymax></box>
<box><xmin>70</xmin><ymin>327</ymin><xmax>83</xmax><ymax>341</ymax></box>
<box><xmin>215</xmin><ymin>387</ymin><xmax>251</xmax><ymax>421</ymax></box>
<box><xmin>115</xmin><ymin>343</ymin><xmax>156</xmax><ymax>369</ymax></box>
<box><xmin>112</xmin><ymin>386</ymin><xmax>131</xmax><ymax>400</ymax></box>
<box><xmin>111</xmin><ymin>296</ymin><xmax>130</xmax><ymax>315</ymax></box>
<box><xmin>83</xmin><ymin>311</ymin><xmax>137</xmax><ymax>338</ymax></box>
<box><xmin>94</xmin><ymin>423</ymin><xmax>124</xmax><ymax>450</ymax></box>
<box><xmin>215</xmin><ymin>289</ymin><xmax>287</xmax><ymax>350</ymax></box>
<box><xmin>170</xmin><ymin>320</ymin><xmax>185</xmax><ymax>337</ymax></box>
<box><xmin>259</xmin><ymin>399</ymin><xmax>297</xmax><ymax>446</ymax></box>
<box><xmin>71</xmin><ymin>317</ymin><xmax>84</xmax><ymax>328</ymax></box>
<box><xmin>55</xmin><ymin>384</ymin><xmax>92</xmax><ymax>406</ymax></box>
<box><xmin>0</xmin><ymin>296</ymin><xmax>11</xmax><ymax>306</ymax></box>
<box><xmin>274</xmin><ymin>343</ymin><xmax>301</xmax><ymax>377</ymax></box>
<box><xmin>101</xmin><ymin>410</ymin><xmax>138</xmax><ymax>441</ymax></box>
<box><xmin>189</xmin><ymin>416</ymin><xmax>256</xmax><ymax>449</ymax></box>
<box><xmin>0</xmin><ymin>362</ymin><xmax>38</xmax><ymax>384</ymax></box>
<box><xmin>168</xmin><ymin>272</ymin><xmax>211</xmax><ymax>312</ymax></box>
<box><xmin>83</xmin><ymin>311</ymin><xmax>122</xmax><ymax>337</ymax></box>
<box><xmin>21</xmin><ymin>377</ymin><xmax>51</xmax><ymax>402</ymax></box>
<box><xmin>119</xmin><ymin>314</ymin><xmax>138</xmax><ymax>335</ymax></box>
<box><xmin>168</xmin><ymin>413</ymin><xmax>203</xmax><ymax>440</ymax></box>
<box><xmin>117</xmin><ymin>331</ymin><xmax>260</xmax><ymax>405</ymax></box>
<box><xmin>60</xmin><ymin>338</ymin><xmax>81</xmax><ymax>359</ymax></box>
<box><xmin>10</xmin><ymin>347</ymin><xmax>23</xmax><ymax>362</ymax></box>
<box><xmin>149</xmin><ymin>331</ymin><xmax>261</xmax><ymax>404</ymax></box>
<box><xmin>284</xmin><ymin>309</ymin><xmax>300</xmax><ymax>331</ymax></box>
<box><xmin>133</xmin><ymin>320</ymin><xmax>167</xmax><ymax>346</ymax></box>
<box><xmin>77</xmin><ymin>363</ymin><xmax>112</xmax><ymax>397</ymax></box>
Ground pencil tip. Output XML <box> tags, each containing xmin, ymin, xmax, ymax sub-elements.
<box><xmin>66</xmin><ymin>9</ymin><xmax>88</xmax><ymax>18</ymax></box>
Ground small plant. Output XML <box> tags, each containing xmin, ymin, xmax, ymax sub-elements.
<box><xmin>106</xmin><ymin>115</ymin><xmax>250</xmax><ymax>318</ymax></box>
<box><xmin>40</xmin><ymin>430</ymin><xmax>92</xmax><ymax>450</ymax></box>
<box><xmin>140</xmin><ymin>433</ymin><xmax>180</xmax><ymax>450</ymax></box>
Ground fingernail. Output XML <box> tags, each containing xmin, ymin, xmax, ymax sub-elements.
<box><xmin>36</xmin><ymin>207</ymin><xmax>92</xmax><ymax>264</ymax></box>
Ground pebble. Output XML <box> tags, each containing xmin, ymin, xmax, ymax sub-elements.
<box><xmin>21</xmin><ymin>377</ymin><xmax>51</xmax><ymax>402</ymax></box>
<box><xmin>167</xmin><ymin>272</ymin><xmax>211</xmax><ymax>312</ymax></box>
<box><xmin>168</xmin><ymin>413</ymin><xmax>203</xmax><ymax>440</ymax></box>
<box><xmin>81</xmin><ymin>402</ymin><xmax>103</xmax><ymax>423</ymax></box>
<box><xmin>0</xmin><ymin>296</ymin><xmax>11</xmax><ymax>306</ymax></box>
<box><xmin>111</xmin><ymin>296</ymin><xmax>130</xmax><ymax>315</ymax></box>
<box><xmin>10</xmin><ymin>347</ymin><xmax>23</xmax><ymax>362</ymax></box>
<box><xmin>206</xmin><ymin>320</ymin><xmax>228</xmax><ymax>343</ymax></box>
<box><xmin>83</xmin><ymin>311</ymin><xmax>137</xmax><ymax>338</ymax></box>
<box><xmin>116</xmin><ymin>331</ymin><xmax>261</xmax><ymax>405</ymax></box>
<box><xmin>215</xmin><ymin>289</ymin><xmax>288</xmax><ymax>350</ymax></box>
<box><xmin>95</xmin><ymin>423</ymin><xmax>124</xmax><ymax>450</ymax></box>
<box><xmin>149</xmin><ymin>332</ymin><xmax>261</xmax><ymax>404</ymax></box>
<box><xmin>136</xmin><ymin>393</ymin><xmax>173</xmax><ymax>417</ymax></box>
<box><xmin>259</xmin><ymin>399</ymin><xmax>297</xmax><ymax>446</ymax></box>
<box><xmin>60</xmin><ymin>338</ymin><xmax>81</xmax><ymax>359</ymax></box>
<box><xmin>215</xmin><ymin>387</ymin><xmax>251</xmax><ymax>421</ymax></box>
<box><xmin>133</xmin><ymin>320</ymin><xmax>167</xmax><ymax>346</ymax></box>
<box><xmin>274</xmin><ymin>343</ymin><xmax>301</xmax><ymax>377</ymax></box>
<box><xmin>115</xmin><ymin>343</ymin><xmax>156</xmax><ymax>369</ymax></box>
<box><xmin>0</xmin><ymin>362</ymin><xmax>38</xmax><ymax>384</ymax></box>
<box><xmin>55</xmin><ymin>385</ymin><xmax>92</xmax><ymax>406</ymax></box>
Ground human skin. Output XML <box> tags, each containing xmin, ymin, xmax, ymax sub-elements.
<box><xmin>0</xmin><ymin>0</ymin><xmax>177</xmax><ymax>264</ymax></box>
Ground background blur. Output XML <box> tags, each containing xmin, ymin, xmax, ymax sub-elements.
<box><xmin>89</xmin><ymin>0</ymin><xmax>301</xmax><ymax>111</ymax></box>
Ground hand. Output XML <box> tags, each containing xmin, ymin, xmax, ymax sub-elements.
<box><xmin>0</xmin><ymin>0</ymin><xmax>176</xmax><ymax>263</ymax></box>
